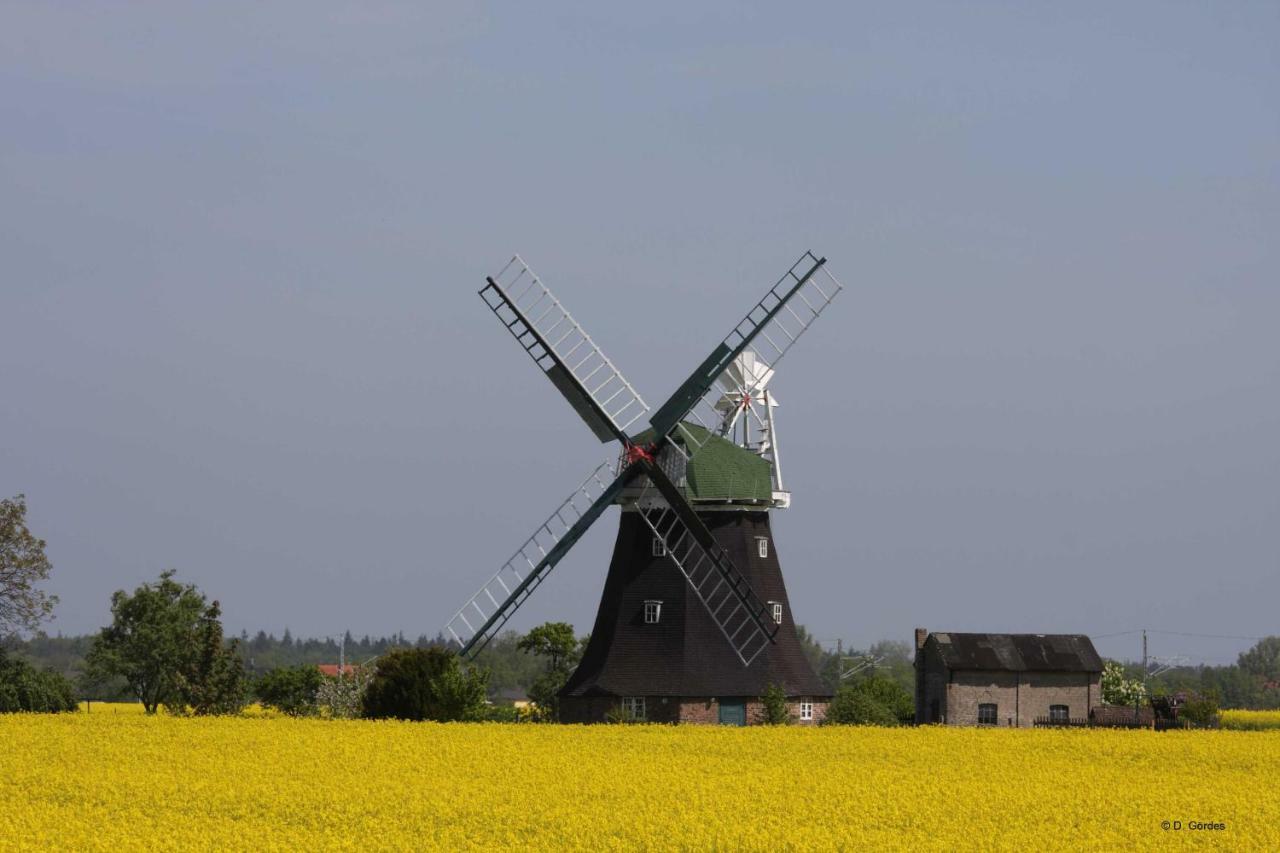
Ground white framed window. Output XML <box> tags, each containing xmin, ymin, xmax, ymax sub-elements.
<box><xmin>1049</xmin><ymin>704</ymin><xmax>1069</xmax><ymax>723</ymax></box>
<box><xmin>622</xmin><ymin>697</ymin><xmax>646</xmax><ymax>721</ymax></box>
<box><xmin>651</xmin><ymin>537</ymin><xmax>666</xmax><ymax>557</ymax></box>
<box><xmin>978</xmin><ymin>703</ymin><xmax>998</xmax><ymax>726</ymax></box>
<box><xmin>644</xmin><ymin>600</ymin><xmax>662</xmax><ymax>624</ymax></box>
<box><xmin>757</xmin><ymin>537</ymin><xmax>769</xmax><ymax>558</ymax></box>
<box><xmin>799</xmin><ymin>701</ymin><xmax>814</xmax><ymax>722</ymax></box>
<box><xmin>769</xmin><ymin>601</ymin><xmax>783</xmax><ymax>624</ymax></box>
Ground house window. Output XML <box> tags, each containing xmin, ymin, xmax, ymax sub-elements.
<box><xmin>621</xmin><ymin>697</ymin><xmax>645</xmax><ymax>721</ymax></box>
<box><xmin>769</xmin><ymin>601</ymin><xmax>783</xmax><ymax>624</ymax></box>
<box><xmin>978</xmin><ymin>703</ymin><xmax>998</xmax><ymax>726</ymax></box>
<box><xmin>651</xmin><ymin>537</ymin><xmax>666</xmax><ymax>557</ymax></box>
<box><xmin>643</xmin><ymin>600</ymin><xmax>662</xmax><ymax>624</ymax></box>
<box><xmin>799</xmin><ymin>701</ymin><xmax>814</xmax><ymax>722</ymax></box>
<box><xmin>757</xmin><ymin>537</ymin><xmax>769</xmax><ymax>558</ymax></box>
<box><xmin>1050</xmin><ymin>704</ymin><xmax>1069</xmax><ymax>723</ymax></box>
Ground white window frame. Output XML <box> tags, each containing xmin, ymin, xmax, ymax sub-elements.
<box><xmin>643</xmin><ymin>600</ymin><xmax>662</xmax><ymax>624</ymax></box>
<box><xmin>622</xmin><ymin>696</ymin><xmax>646</xmax><ymax>721</ymax></box>
<box><xmin>1049</xmin><ymin>704</ymin><xmax>1069</xmax><ymax>723</ymax></box>
<box><xmin>769</xmin><ymin>601</ymin><xmax>783</xmax><ymax>624</ymax></box>
<box><xmin>757</xmin><ymin>537</ymin><xmax>769</xmax><ymax>558</ymax></box>
<box><xmin>651</xmin><ymin>537</ymin><xmax>666</xmax><ymax>557</ymax></box>
<box><xmin>978</xmin><ymin>703</ymin><xmax>998</xmax><ymax>726</ymax></box>
<box><xmin>799</xmin><ymin>701</ymin><xmax>814</xmax><ymax>722</ymax></box>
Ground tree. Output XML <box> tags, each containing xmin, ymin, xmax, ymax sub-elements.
<box><xmin>825</xmin><ymin>675</ymin><xmax>913</xmax><ymax>726</ymax></box>
<box><xmin>173</xmin><ymin>599</ymin><xmax>247</xmax><ymax>715</ymax></box>
<box><xmin>0</xmin><ymin>647</ymin><xmax>76</xmax><ymax>712</ymax></box>
<box><xmin>0</xmin><ymin>495</ymin><xmax>58</xmax><ymax>636</ymax></box>
<box><xmin>826</xmin><ymin>687</ymin><xmax>901</xmax><ymax>726</ymax></box>
<box><xmin>316</xmin><ymin>668</ymin><xmax>372</xmax><ymax>719</ymax></box>
<box><xmin>1179</xmin><ymin>689</ymin><xmax>1221</xmax><ymax>728</ymax></box>
<box><xmin>85</xmin><ymin>571</ymin><xmax>239</xmax><ymax>714</ymax></box>
<box><xmin>257</xmin><ymin>664</ymin><xmax>324</xmax><ymax>716</ymax></box>
<box><xmin>760</xmin><ymin>683</ymin><xmax>790</xmax><ymax>725</ymax></box>
<box><xmin>517</xmin><ymin>622</ymin><xmax>584</xmax><ymax>722</ymax></box>
<box><xmin>1100</xmin><ymin>660</ymin><xmax>1147</xmax><ymax>707</ymax></box>
<box><xmin>361</xmin><ymin>647</ymin><xmax>488</xmax><ymax>722</ymax></box>
<box><xmin>1238</xmin><ymin>637</ymin><xmax>1280</xmax><ymax>682</ymax></box>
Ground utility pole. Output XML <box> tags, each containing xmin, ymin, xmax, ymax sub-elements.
<box><xmin>1141</xmin><ymin>629</ymin><xmax>1148</xmax><ymax>710</ymax></box>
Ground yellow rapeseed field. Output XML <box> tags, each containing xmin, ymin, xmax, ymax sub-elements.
<box><xmin>1220</xmin><ymin>709</ymin><xmax>1280</xmax><ymax>731</ymax></box>
<box><xmin>3</xmin><ymin>712</ymin><xmax>1277</xmax><ymax>851</ymax></box>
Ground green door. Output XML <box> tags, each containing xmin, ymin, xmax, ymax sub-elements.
<box><xmin>718</xmin><ymin>701</ymin><xmax>746</xmax><ymax>726</ymax></box>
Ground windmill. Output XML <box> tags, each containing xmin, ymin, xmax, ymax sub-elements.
<box><xmin>445</xmin><ymin>251</ymin><xmax>843</xmax><ymax>724</ymax></box>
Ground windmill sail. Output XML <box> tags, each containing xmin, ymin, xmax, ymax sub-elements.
<box><xmin>480</xmin><ymin>256</ymin><xmax>648</xmax><ymax>445</ymax></box>
<box><xmin>446</xmin><ymin>461</ymin><xmax>626</xmax><ymax>657</ymax></box>
<box><xmin>648</xmin><ymin>251</ymin><xmax>842</xmax><ymax>462</ymax></box>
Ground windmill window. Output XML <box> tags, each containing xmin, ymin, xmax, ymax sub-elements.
<box><xmin>757</xmin><ymin>537</ymin><xmax>769</xmax><ymax>558</ymax></box>
<box><xmin>978</xmin><ymin>703</ymin><xmax>998</xmax><ymax>726</ymax></box>
<box><xmin>799</xmin><ymin>701</ymin><xmax>814</xmax><ymax>722</ymax></box>
<box><xmin>643</xmin><ymin>600</ymin><xmax>662</xmax><ymax>624</ymax></box>
<box><xmin>621</xmin><ymin>697</ymin><xmax>645</xmax><ymax>721</ymax></box>
<box><xmin>1050</xmin><ymin>704</ymin><xmax>1069</xmax><ymax>723</ymax></box>
<box><xmin>769</xmin><ymin>601</ymin><xmax>783</xmax><ymax>624</ymax></box>
<box><xmin>651</xmin><ymin>538</ymin><xmax>666</xmax><ymax>558</ymax></box>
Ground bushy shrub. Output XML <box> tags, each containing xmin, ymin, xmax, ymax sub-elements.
<box><xmin>1100</xmin><ymin>661</ymin><xmax>1147</xmax><ymax>706</ymax></box>
<box><xmin>316</xmin><ymin>669</ymin><xmax>370</xmax><ymax>719</ymax></box>
<box><xmin>0</xmin><ymin>648</ymin><xmax>77</xmax><ymax>713</ymax></box>
<box><xmin>826</xmin><ymin>689</ymin><xmax>900</xmax><ymax>726</ymax></box>
<box><xmin>256</xmin><ymin>665</ymin><xmax>324</xmax><ymax>716</ymax></box>
<box><xmin>825</xmin><ymin>675</ymin><xmax>913</xmax><ymax>726</ymax></box>
<box><xmin>760</xmin><ymin>683</ymin><xmax>790</xmax><ymax>725</ymax></box>
<box><xmin>1179</xmin><ymin>690</ymin><xmax>1221</xmax><ymax>728</ymax></box>
<box><xmin>361</xmin><ymin>647</ymin><xmax>488</xmax><ymax>722</ymax></box>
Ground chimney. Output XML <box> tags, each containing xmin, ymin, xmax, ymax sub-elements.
<box><xmin>915</xmin><ymin>627</ymin><xmax>928</xmax><ymax>650</ymax></box>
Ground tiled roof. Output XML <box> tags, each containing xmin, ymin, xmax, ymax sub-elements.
<box><xmin>928</xmin><ymin>632</ymin><xmax>1103</xmax><ymax>673</ymax></box>
<box><xmin>316</xmin><ymin>664</ymin><xmax>361</xmax><ymax>678</ymax></box>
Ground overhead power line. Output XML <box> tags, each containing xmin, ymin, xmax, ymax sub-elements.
<box><xmin>1090</xmin><ymin>628</ymin><xmax>1267</xmax><ymax>643</ymax></box>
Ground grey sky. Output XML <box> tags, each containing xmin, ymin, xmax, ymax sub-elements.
<box><xmin>3</xmin><ymin>2</ymin><xmax>1276</xmax><ymax>665</ymax></box>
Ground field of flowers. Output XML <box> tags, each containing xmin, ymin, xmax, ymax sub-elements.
<box><xmin>3</xmin><ymin>710</ymin><xmax>1277</xmax><ymax>850</ymax></box>
<box><xmin>1220</xmin><ymin>709</ymin><xmax>1280</xmax><ymax>731</ymax></box>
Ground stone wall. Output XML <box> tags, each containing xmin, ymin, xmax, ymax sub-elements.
<box><xmin>943</xmin><ymin>670</ymin><xmax>1099</xmax><ymax>727</ymax></box>
<box><xmin>946</xmin><ymin>671</ymin><xmax>1021</xmax><ymax>727</ymax></box>
<box><xmin>1014</xmin><ymin>671</ymin><xmax>1098</xmax><ymax>725</ymax></box>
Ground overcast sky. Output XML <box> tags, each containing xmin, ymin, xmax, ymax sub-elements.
<box><xmin>3</xmin><ymin>2</ymin><xmax>1276</xmax><ymax>665</ymax></box>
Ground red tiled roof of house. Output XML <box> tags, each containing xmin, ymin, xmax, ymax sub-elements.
<box><xmin>316</xmin><ymin>664</ymin><xmax>361</xmax><ymax>678</ymax></box>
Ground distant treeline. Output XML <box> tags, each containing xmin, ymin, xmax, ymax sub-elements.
<box><xmin>8</xmin><ymin>628</ymin><xmax>1278</xmax><ymax>709</ymax></box>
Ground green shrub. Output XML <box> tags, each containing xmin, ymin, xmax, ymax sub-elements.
<box><xmin>826</xmin><ymin>689</ymin><xmax>899</xmax><ymax>726</ymax></box>
<box><xmin>361</xmin><ymin>647</ymin><xmax>488</xmax><ymax>722</ymax></box>
<box><xmin>0</xmin><ymin>648</ymin><xmax>77</xmax><ymax>713</ymax></box>
<box><xmin>760</xmin><ymin>683</ymin><xmax>790</xmax><ymax>725</ymax></box>
<box><xmin>825</xmin><ymin>676</ymin><xmax>913</xmax><ymax>726</ymax></box>
<box><xmin>1179</xmin><ymin>690</ymin><xmax>1221</xmax><ymax>728</ymax></box>
<box><xmin>256</xmin><ymin>665</ymin><xmax>323</xmax><ymax>716</ymax></box>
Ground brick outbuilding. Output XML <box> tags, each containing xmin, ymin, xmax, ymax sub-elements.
<box><xmin>914</xmin><ymin>628</ymin><xmax>1102</xmax><ymax>727</ymax></box>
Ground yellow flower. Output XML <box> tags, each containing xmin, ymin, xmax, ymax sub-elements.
<box><xmin>2</xmin><ymin>708</ymin><xmax>1276</xmax><ymax>850</ymax></box>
